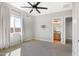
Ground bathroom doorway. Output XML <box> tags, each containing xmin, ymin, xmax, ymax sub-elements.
<box><xmin>52</xmin><ymin>18</ymin><xmax>64</xmax><ymax>44</ymax></box>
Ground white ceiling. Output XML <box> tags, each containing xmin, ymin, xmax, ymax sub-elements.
<box><xmin>8</xmin><ymin>2</ymin><xmax>72</xmax><ymax>16</ymax></box>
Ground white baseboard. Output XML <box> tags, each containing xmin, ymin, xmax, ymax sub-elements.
<box><xmin>23</xmin><ymin>37</ymin><xmax>52</xmax><ymax>43</ymax></box>
<box><xmin>23</xmin><ymin>37</ymin><xmax>33</xmax><ymax>42</ymax></box>
<box><xmin>33</xmin><ymin>37</ymin><xmax>52</xmax><ymax>43</ymax></box>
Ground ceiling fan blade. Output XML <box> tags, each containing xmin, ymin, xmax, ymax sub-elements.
<box><xmin>36</xmin><ymin>2</ymin><xmax>40</xmax><ymax>6</ymax></box>
<box><xmin>28</xmin><ymin>2</ymin><xmax>33</xmax><ymax>7</ymax></box>
<box><xmin>36</xmin><ymin>9</ymin><xmax>40</xmax><ymax>13</ymax></box>
<box><xmin>30</xmin><ymin>9</ymin><xmax>33</xmax><ymax>13</ymax></box>
<box><xmin>37</xmin><ymin>7</ymin><xmax>48</xmax><ymax>9</ymax></box>
<box><xmin>21</xmin><ymin>6</ymin><xmax>32</xmax><ymax>8</ymax></box>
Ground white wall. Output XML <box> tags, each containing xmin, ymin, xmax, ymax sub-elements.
<box><xmin>23</xmin><ymin>15</ymin><xmax>34</xmax><ymax>41</ymax></box>
<box><xmin>33</xmin><ymin>10</ymin><xmax>72</xmax><ymax>42</ymax></box>
<box><xmin>66</xmin><ymin>17</ymin><xmax>72</xmax><ymax>40</ymax></box>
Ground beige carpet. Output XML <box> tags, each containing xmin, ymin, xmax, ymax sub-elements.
<box><xmin>0</xmin><ymin>40</ymin><xmax>72</xmax><ymax>56</ymax></box>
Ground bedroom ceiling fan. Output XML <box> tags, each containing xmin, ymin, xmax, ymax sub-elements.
<box><xmin>21</xmin><ymin>2</ymin><xmax>48</xmax><ymax>13</ymax></box>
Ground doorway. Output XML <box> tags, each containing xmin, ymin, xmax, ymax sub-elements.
<box><xmin>65</xmin><ymin>17</ymin><xmax>72</xmax><ymax>45</ymax></box>
<box><xmin>52</xmin><ymin>18</ymin><xmax>63</xmax><ymax>44</ymax></box>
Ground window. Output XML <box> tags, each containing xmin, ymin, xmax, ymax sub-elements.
<box><xmin>10</xmin><ymin>15</ymin><xmax>21</xmax><ymax>33</ymax></box>
<box><xmin>15</xmin><ymin>17</ymin><xmax>21</xmax><ymax>32</ymax></box>
<box><xmin>10</xmin><ymin>16</ymin><xmax>14</xmax><ymax>33</ymax></box>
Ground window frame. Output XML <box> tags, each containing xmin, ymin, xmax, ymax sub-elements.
<box><xmin>10</xmin><ymin>14</ymin><xmax>22</xmax><ymax>33</ymax></box>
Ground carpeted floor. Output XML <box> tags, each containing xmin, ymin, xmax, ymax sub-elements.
<box><xmin>0</xmin><ymin>40</ymin><xmax>72</xmax><ymax>56</ymax></box>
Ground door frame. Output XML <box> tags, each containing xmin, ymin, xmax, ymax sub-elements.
<box><xmin>64</xmin><ymin>16</ymin><xmax>72</xmax><ymax>44</ymax></box>
<box><xmin>51</xmin><ymin>17</ymin><xmax>66</xmax><ymax>44</ymax></box>
<box><xmin>51</xmin><ymin>16</ymin><xmax>72</xmax><ymax>45</ymax></box>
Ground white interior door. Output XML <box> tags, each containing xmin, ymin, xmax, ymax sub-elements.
<box><xmin>72</xmin><ymin>2</ymin><xmax>78</xmax><ymax>56</ymax></box>
<box><xmin>77</xmin><ymin>3</ymin><xmax>79</xmax><ymax>56</ymax></box>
